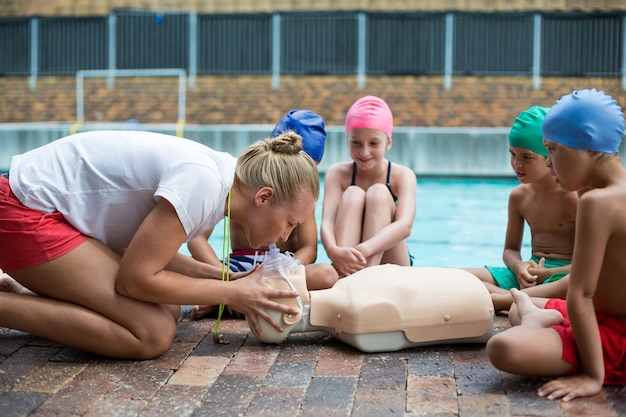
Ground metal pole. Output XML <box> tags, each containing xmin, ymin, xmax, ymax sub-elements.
<box><xmin>356</xmin><ymin>12</ymin><xmax>366</xmax><ymax>88</ymax></box>
<box><xmin>178</xmin><ymin>69</ymin><xmax>186</xmax><ymax>123</ymax></box>
<box><xmin>29</xmin><ymin>18</ymin><xmax>38</xmax><ymax>90</ymax></box>
<box><xmin>443</xmin><ymin>13</ymin><xmax>454</xmax><ymax>91</ymax></box>
<box><xmin>188</xmin><ymin>12</ymin><xmax>197</xmax><ymax>88</ymax></box>
<box><xmin>532</xmin><ymin>13</ymin><xmax>542</xmax><ymax>90</ymax></box>
<box><xmin>271</xmin><ymin>13</ymin><xmax>281</xmax><ymax>89</ymax></box>
<box><xmin>622</xmin><ymin>16</ymin><xmax>626</xmax><ymax>90</ymax></box>
<box><xmin>76</xmin><ymin>71</ymin><xmax>84</xmax><ymax>123</ymax></box>
<box><xmin>107</xmin><ymin>13</ymin><xmax>116</xmax><ymax>88</ymax></box>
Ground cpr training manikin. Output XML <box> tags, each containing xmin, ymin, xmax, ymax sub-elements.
<box><xmin>246</xmin><ymin>245</ymin><xmax>495</xmax><ymax>353</ymax></box>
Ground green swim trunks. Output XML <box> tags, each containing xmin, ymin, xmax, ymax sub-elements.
<box><xmin>485</xmin><ymin>255</ymin><xmax>570</xmax><ymax>290</ymax></box>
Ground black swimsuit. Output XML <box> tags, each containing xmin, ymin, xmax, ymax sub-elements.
<box><xmin>350</xmin><ymin>161</ymin><xmax>398</xmax><ymax>202</ymax></box>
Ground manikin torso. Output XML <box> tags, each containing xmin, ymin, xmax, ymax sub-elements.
<box><xmin>249</xmin><ymin>259</ymin><xmax>495</xmax><ymax>353</ymax></box>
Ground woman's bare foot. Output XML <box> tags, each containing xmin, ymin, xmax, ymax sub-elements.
<box><xmin>510</xmin><ymin>288</ymin><xmax>562</xmax><ymax>328</ymax></box>
<box><xmin>191</xmin><ymin>304</ymin><xmax>218</xmax><ymax>320</ymax></box>
<box><xmin>0</xmin><ymin>275</ymin><xmax>35</xmax><ymax>295</ymax></box>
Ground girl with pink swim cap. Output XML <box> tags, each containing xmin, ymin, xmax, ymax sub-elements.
<box><xmin>320</xmin><ymin>96</ymin><xmax>417</xmax><ymax>277</ymax></box>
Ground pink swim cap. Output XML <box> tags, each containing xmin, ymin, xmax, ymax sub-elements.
<box><xmin>345</xmin><ymin>96</ymin><xmax>393</xmax><ymax>140</ymax></box>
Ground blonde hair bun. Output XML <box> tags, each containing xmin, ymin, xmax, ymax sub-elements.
<box><xmin>265</xmin><ymin>131</ymin><xmax>303</xmax><ymax>155</ymax></box>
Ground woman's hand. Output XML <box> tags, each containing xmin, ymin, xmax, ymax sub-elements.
<box><xmin>227</xmin><ymin>264</ymin><xmax>261</xmax><ymax>281</ymax></box>
<box><xmin>227</xmin><ymin>266</ymin><xmax>300</xmax><ymax>336</ymax></box>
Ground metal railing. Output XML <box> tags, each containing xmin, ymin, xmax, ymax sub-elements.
<box><xmin>74</xmin><ymin>68</ymin><xmax>187</xmax><ymax>134</ymax></box>
<box><xmin>0</xmin><ymin>10</ymin><xmax>623</xmax><ymax>89</ymax></box>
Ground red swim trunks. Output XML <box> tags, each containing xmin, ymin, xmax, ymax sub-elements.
<box><xmin>546</xmin><ymin>298</ymin><xmax>626</xmax><ymax>385</ymax></box>
<box><xmin>0</xmin><ymin>176</ymin><xmax>87</xmax><ymax>273</ymax></box>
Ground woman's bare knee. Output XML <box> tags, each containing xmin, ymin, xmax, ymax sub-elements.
<box><xmin>128</xmin><ymin>311</ymin><xmax>177</xmax><ymax>359</ymax></box>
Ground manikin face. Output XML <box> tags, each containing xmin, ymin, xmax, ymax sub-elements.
<box><xmin>348</xmin><ymin>128</ymin><xmax>390</xmax><ymax>170</ymax></box>
<box><xmin>543</xmin><ymin>138</ymin><xmax>590</xmax><ymax>192</ymax></box>
<box><xmin>508</xmin><ymin>146</ymin><xmax>550</xmax><ymax>184</ymax></box>
<box><xmin>244</xmin><ymin>189</ymin><xmax>316</xmax><ymax>249</ymax></box>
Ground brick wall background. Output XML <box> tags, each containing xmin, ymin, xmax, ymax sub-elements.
<box><xmin>1</xmin><ymin>75</ymin><xmax>624</xmax><ymax>127</ymax></box>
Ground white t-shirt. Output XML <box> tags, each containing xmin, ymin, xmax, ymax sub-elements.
<box><xmin>9</xmin><ymin>130</ymin><xmax>237</xmax><ymax>249</ymax></box>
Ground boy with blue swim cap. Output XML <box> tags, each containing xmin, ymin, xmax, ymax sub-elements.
<box><xmin>487</xmin><ymin>89</ymin><xmax>626</xmax><ymax>401</ymax></box>
<box><xmin>542</xmin><ymin>88</ymin><xmax>623</xmax><ymax>154</ymax></box>
<box><xmin>271</xmin><ymin>109</ymin><xmax>326</xmax><ymax>164</ymax></box>
<box><xmin>464</xmin><ymin>105</ymin><xmax>579</xmax><ymax>311</ymax></box>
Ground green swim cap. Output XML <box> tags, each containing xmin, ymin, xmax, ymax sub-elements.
<box><xmin>508</xmin><ymin>106</ymin><xmax>550</xmax><ymax>157</ymax></box>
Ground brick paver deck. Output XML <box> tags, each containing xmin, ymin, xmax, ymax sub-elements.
<box><xmin>1</xmin><ymin>308</ymin><xmax>624</xmax><ymax>416</ymax></box>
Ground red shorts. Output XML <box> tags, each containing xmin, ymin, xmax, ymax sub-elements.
<box><xmin>0</xmin><ymin>176</ymin><xmax>87</xmax><ymax>273</ymax></box>
<box><xmin>546</xmin><ymin>298</ymin><xmax>626</xmax><ymax>385</ymax></box>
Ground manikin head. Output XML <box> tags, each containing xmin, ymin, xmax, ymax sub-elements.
<box><xmin>248</xmin><ymin>257</ymin><xmax>309</xmax><ymax>344</ymax></box>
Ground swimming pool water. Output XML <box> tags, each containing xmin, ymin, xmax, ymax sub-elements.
<box><xmin>409</xmin><ymin>178</ymin><xmax>531</xmax><ymax>267</ymax></box>
<box><xmin>179</xmin><ymin>177</ymin><xmax>532</xmax><ymax>269</ymax></box>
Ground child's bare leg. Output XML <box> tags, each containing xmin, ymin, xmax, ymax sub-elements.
<box><xmin>497</xmin><ymin>278</ymin><xmax>569</xmax><ymax>319</ymax></box>
<box><xmin>2</xmin><ymin>238</ymin><xmax>178</xmax><ymax>359</ymax></box>
<box><xmin>509</xmin><ymin>289</ymin><xmax>561</xmax><ymax>327</ymax></box>
<box><xmin>491</xmin><ymin>292</ymin><xmax>513</xmax><ymax>312</ymax></box>
<box><xmin>458</xmin><ymin>267</ymin><xmax>512</xmax><ymax>311</ymax></box>
<box><xmin>462</xmin><ymin>267</ymin><xmax>505</xmax><ymax>292</ymax></box>
<box><xmin>487</xmin><ymin>289</ymin><xmax>571</xmax><ymax>377</ymax></box>
<box><xmin>305</xmin><ymin>263</ymin><xmax>339</xmax><ymax>290</ymax></box>
<box><xmin>379</xmin><ymin>242</ymin><xmax>411</xmax><ymax>267</ymax></box>
<box><xmin>507</xmin><ymin>294</ymin><xmax>550</xmax><ymax>326</ymax></box>
<box><xmin>484</xmin><ymin>281</ymin><xmax>507</xmax><ymax>293</ymax></box>
<box><xmin>334</xmin><ymin>186</ymin><xmax>365</xmax><ymax>248</ymax></box>
<box><xmin>362</xmin><ymin>184</ymin><xmax>395</xmax><ymax>266</ymax></box>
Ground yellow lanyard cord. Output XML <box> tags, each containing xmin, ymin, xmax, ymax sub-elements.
<box><xmin>212</xmin><ymin>189</ymin><xmax>231</xmax><ymax>341</ymax></box>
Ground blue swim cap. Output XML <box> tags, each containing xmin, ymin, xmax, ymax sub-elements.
<box><xmin>542</xmin><ymin>89</ymin><xmax>624</xmax><ymax>154</ymax></box>
<box><xmin>271</xmin><ymin>110</ymin><xmax>327</xmax><ymax>163</ymax></box>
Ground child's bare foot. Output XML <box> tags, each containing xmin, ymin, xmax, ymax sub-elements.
<box><xmin>0</xmin><ymin>275</ymin><xmax>35</xmax><ymax>295</ymax></box>
<box><xmin>191</xmin><ymin>304</ymin><xmax>218</xmax><ymax>320</ymax></box>
<box><xmin>511</xmin><ymin>288</ymin><xmax>562</xmax><ymax>328</ymax></box>
<box><xmin>491</xmin><ymin>292</ymin><xmax>514</xmax><ymax>311</ymax></box>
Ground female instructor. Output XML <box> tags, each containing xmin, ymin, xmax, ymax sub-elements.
<box><xmin>0</xmin><ymin>129</ymin><xmax>319</xmax><ymax>359</ymax></box>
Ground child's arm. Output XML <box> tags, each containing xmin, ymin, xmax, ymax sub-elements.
<box><xmin>538</xmin><ymin>193</ymin><xmax>606</xmax><ymax>401</ymax></box>
<box><xmin>320</xmin><ymin>166</ymin><xmax>340</xmax><ymax>254</ymax></box>
<box><xmin>287</xmin><ymin>213</ymin><xmax>318</xmax><ymax>265</ymax></box>
<box><xmin>527</xmin><ymin>259</ymin><xmax>571</xmax><ymax>283</ymax></box>
<box><xmin>165</xmin><ymin>251</ymin><xmax>255</xmax><ymax>281</ymax></box>
<box><xmin>320</xmin><ymin>165</ymin><xmax>366</xmax><ymax>275</ymax></box>
<box><xmin>502</xmin><ymin>188</ymin><xmax>537</xmax><ymax>288</ymax></box>
<box><xmin>187</xmin><ymin>228</ymin><xmax>222</xmax><ymax>267</ymax></box>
